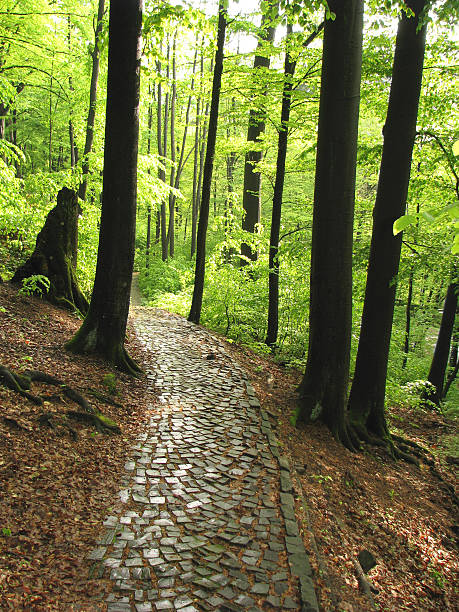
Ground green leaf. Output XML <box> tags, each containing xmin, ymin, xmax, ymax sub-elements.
<box><xmin>420</xmin><ymin>210</ymin><xmax>437</xmax><ymax>223</ymax></box>
<box><xmin>453</xmin><ymin>140</ymin><xmax>459</xmax><ymax>157</ymax></box>
<box><xmin>393</xmin><ymin>214</ymin><xmax>416</xmax><ymax>235</ymax></box>
<box><xmin>446</xmin><ymin>204</ymin><xmax>459</xmax><ymax>219</ymax></box>
<box><xmin>452</xmin><ymin>234</ymin><xmax>459</xmax><ymax>255</ymax></box>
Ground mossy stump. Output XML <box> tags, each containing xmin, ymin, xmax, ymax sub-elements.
<box><xmin>11</xmin><ymin>187</ymin><xmax>89</xmax><ymax>314</ymax></box>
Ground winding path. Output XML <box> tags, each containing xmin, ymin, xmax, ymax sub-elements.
<box><xmin>87</xmin><ymin>302</ymin><xmax>318</xmax><ymax>612</ymax></box>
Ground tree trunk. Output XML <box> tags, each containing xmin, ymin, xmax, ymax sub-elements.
<box><xmin>424</xmin><ymin>281</ymin><xmax>458</xmax><ymax>405</ymax></box>
<box><xmin>265</xmin><ymin>23</ymin><xmax>295</xmax><ymax>348</ymax></box>
<box><xmin>295</xmin><ymin>0</ymin><xmax>363</xmax><ymax>451</ymax></box>
<box><xmin>156</xmin><ymin>50</ymin><xmax>170</xmax><ymax>262</ymax></box>
<box><xmin>191</xmin><ymin>93</ymin><xmax>200</xmax><ymax>259</ymax></box>
<box><xmin>241</xmin><ymin>1</ymin><xmax>278</xmax><ymax>265</ymax></box>
<box><xmin>188</xmin><ymin>0</ymin><xmax>227</xmax><ymax>324</ymax></box>
<box><xmin>66</xmin><ymin>0</ymin><xmax>143</xmax><ymax>376</ymax></box>
<box><xmin>67</xmin><ymin>16</ymin><xmax>77</xmax><ymax>168</ymax></box>
<box><xmin>168</xmin><ymin>35</ymin><xmax>177</xmax><ymax>258</ymax></box>
<box><xmin>11</xmin><ymin>188</ymin><xmax>88</xmax><ymax>314</ymax></box>
<box><xmin>402</xmin><ymin>268</ymin><xmax>414</xmax><ymax>369</ymax></box>
<box><xmin>79</xmin><ymin>0</ymin><xmax>105</xmax><ymax>201</ymax></box>
<box><xmin>348</xmin><ymin>0</ymin><xmax>427</xmax><ymax>445</ymax></box>
<box><xmin>145</xmin><ymin>91</ymin><xmax>153</xmax><ymax>270</ymax></box>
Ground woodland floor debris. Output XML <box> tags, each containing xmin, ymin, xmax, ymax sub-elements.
<box><xmin>0</xmin><ymin>281</ymin><xmax>458</xmax><ymax>611</ymax></box>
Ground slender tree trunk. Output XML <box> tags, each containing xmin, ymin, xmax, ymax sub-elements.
<box><xmin>191</xmin><ymin>94</ymin><xmax>200</xmax><ymax>258</ymax></box>
<box><xmin>168</xmin><ymin>36</ymin><xmax>177</xmax><ymax>258</ymax></box>
<box><xmin>49</xmin><ymin>61</ymin><xmax>53</xmax><ymax>172</ymax></box>
<box><xmin>156</xmin><ymin>56</ymin><xmax>168</xmax><ymax>261</ymax></box>
<box><xmin>79</xmin><ymin>0</ymin><xmax>105</xmax><ymax>200</ymax></box>
<box><xmin>145</xmin><ymin>88</ymin><xmax>153</xmax><ymax>270</ymax></box>
<box><xmin>188</xmin><ymin>0</ymin><xmax>227</xmax><ymax>324</ymax></box>
<box><xmin>67</xmin><ymin>17</ymin><xmax>77</xmax><ymax>168</ymax></box>
<box><xmin>241</xmin><ymin>1</ymin><xmax>278</xmax><ymax>265</ymax></box>
<box><xmin>266</xmin><ymin>23</ymin><xmax>295</xmax><ymax>347</ymax></box>
<box><xmin>348</xmin><ymin>0</ymin><xmax>428</xmax><ymax>446</ymax></box>
<box><xmin>424</xmin><ymin>281</ymin><xmax>458</xmax><ymax>405</ymax></box>
<box><xmin>402</xmin><ymin>269</ymin><xmax>414</xmax><ymax>369</ymax></box>
<box><xmin>66</xmin><ymin>0</ymin><xmax>143</xmax><ymax>376</ymax></box>
<box><xmin>295</xmin><ymin>0</ymin><xmax>363</xmax><ymax>451</ymax></box>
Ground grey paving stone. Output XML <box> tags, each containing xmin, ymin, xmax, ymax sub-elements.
<box><xmin>88</xmin><ymin>310</ymin><xmax>318</xmax><ymax>612</ymax></box>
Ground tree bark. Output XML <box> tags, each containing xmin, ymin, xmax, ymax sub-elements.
<box><xmin>145</xmin><ymin>88</ymin><xmax>153</xmax><ymax>270</ymax></box>
<box><xmin>241</xmin><ymin>0</ymin><xmax>278</xmax><ymax>265</ymax></box>
<box><xmin>402</xmin><ymin>268</ymin><xmax>414</xmax><ymax>369</ymax></box>
<box><xmin>265</xmin><ymin>23</ymin><xmax>295</xmax><ymax>347</ymax></box>
<box><xmin>295</xmin><ymin>0</ymin><xmax>363</xmax><ymax>451</ymax></box>
<box><xmin>424</xmin><ymin>281</ymin><xmax>458</xmax><ymax>405</ymax></box>
<box><xmin>168</xmin><ymin>35</ymin><xmax>177</xmax><ymax>258</ymax></box>
<box><xmin>67</xmin><ymin>16</ymin><xmax>77</xmax><ymax>168</ymax></box>
<box><xmin>188</xmin><ymin>0</ymin><xmax>227</xmax><ymax>324</ymax></box>
<box><xmin>79</xmin><ymin>0</ymin><xmax>105</xmax><ymax>201</ymax></box>
<box><xmin>11</xmin><ymin>187</ymin><xmax>88</xmax><ymax>314</ymax></box>
<box><xmin>66</xmin><ymin>0</ymin><xmax>143</xmax><ymax>376</ymax></box>
<box><xmin>191</xmin><ymin>92</ymin><xmax>200</xmax><ymax>259</ymax></box>
<box><xmin>348</xmin><ymin>0</ymin><xmax>428</xmax><ymax>444</ymax></box>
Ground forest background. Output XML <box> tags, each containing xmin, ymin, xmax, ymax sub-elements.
<box><xmin>0</xmin><ymin>0</ymin><xmax>458</xmax><ymax>439</ymax></box>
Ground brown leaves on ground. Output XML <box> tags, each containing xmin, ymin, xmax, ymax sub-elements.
<box><xmin>0</xmin><ymin>282</ymin><xmax>152</xmax><ymax>610</ymax></box>
<box><xmin>222</xmin><ymin>339</ymin><xmax>458</xmax><ymax>612</ymax></box>
<box><xmin>0</xmin><ymin>280</ymin><xmax>458</xmax><ymax>611</ymax></box>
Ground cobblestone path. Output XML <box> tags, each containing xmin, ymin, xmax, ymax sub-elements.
<box><xmin>88</xmin><ymin>309</ymin><xmax>317</xmax><ymax>612</ymax></box>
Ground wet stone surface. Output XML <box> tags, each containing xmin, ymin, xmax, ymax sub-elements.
<box><xmin>89</xmin><ymin>309</ymin><xmax>316</xmax><ymax>611</ymax></box>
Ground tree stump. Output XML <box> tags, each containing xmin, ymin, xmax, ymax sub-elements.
<box><xmin>11</xmin><ymin>187</ymin><xmax>89</xmax><ymax>314</ymax></box>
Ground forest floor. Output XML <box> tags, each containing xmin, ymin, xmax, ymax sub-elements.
<box><xmin>0</xmin><ymin>280</ymin><xmax>457</xmax><ymax>611</ymax></box>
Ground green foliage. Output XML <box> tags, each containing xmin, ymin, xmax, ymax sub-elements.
<box><xmin>18</xmin><ymin>275</ymin><xmax>50</xmax><ymax>297</ymax></box>
<box><xmin>139</xmin><ymin>257</ymin><xmax>189</xmax><ymax>302</ymax></box>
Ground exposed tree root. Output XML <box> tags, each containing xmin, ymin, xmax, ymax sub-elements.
<box><xmin>0</xmin><ymin>364</ymin><xmax>120</xmax><ymax>436</ymax></box>
<box><xmin>25</xmin><ymin>370</ymin><xmax>94</xmax><ymax>413</ymax></box>
<box><xmin>350</xmin><ymin>419</ymin><xmax>420</xmax><ymax>465</ymax></box>
<box><xmin>67</xmin><ymin>410</ymin><xmax>121</xmax><ymax>434</ymax></box>
<box><xmin>0</xmin><ymin>365</ymin><xmax>42</xmax><ymax>405</ymax></box>
<box><xmin>87</xmin><ymin>388</ymin><xmax>124</xmax><ymax>408</ymax></box>
<box><xmin>2</xmin><ymin>416</ymin><xmax>27</xmax><ymax>430</ymax></box>
<box><xmin>38</xmin><ymin>411</ymin><xmax>79</xmax><ymax>440</ymax></box>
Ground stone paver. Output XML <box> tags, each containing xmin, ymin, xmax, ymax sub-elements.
<box><xmin>88</xmin><ymin>308</ymin><xmax>318</xmax><ymax>611</ymax></box>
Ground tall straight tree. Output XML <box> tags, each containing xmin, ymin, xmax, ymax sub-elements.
<box><xmin>265</xmin><ymin>21</ymin><xmax>324</xmax><ymax>348</ymax></box>
<box><xmin>188</xmin><ymin>0</ymin><xmax>227</xmax><ymax>324</ymax></box>
<box><xmin>348</xmin><ymin>0</ymin><xmax>428</xmax><ymax>447</ymax></box>
<box><xmin>295</xmin><ymin>0</ymin><xmax>364</xmax><ymax>449</ymax></box>
<box><xmin>265</xmin><ymin>22</ymin><xmax>295</xmax><ymax>347</ymax></box>
<box><xmin>78</xmin><ymin>0</ymin><xmax>105</xmax><ymax>201</ymax></box>
<box><xmin>66</xmin><ymin>0</ymin><xmax>143</xmax><ymax>375</ymax></box>
<box><xmin>424</xmin><ymin>279</ymin><xmax>458</xmax><ymax>405</ymax></box>
<box><xmin>241</xmin><ymin>0</ymin><xmax>278</xmax><ymax>265</ymax></box>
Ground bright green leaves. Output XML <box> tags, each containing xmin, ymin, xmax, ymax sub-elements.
<box><xmin>453</xmin><ymin>140</ymin><xmax>459</xmax><ymax>157</ymax></box>
<box><xmin>394</xmin><ymin>202</ymin><xmax>459</xmax><ymax>254</ymax></box>
<box><xmin>393</xmin><ymin>214</ymin><xmax>417</xmax><ymax>234</ymax></box>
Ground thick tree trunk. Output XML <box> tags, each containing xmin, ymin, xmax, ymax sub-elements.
<box><xmin>241</xmin><ymin>1</ymin><xmax>278</xmax><ymax>265</ymax></box>
<box><xmin>295</xmin><ymin>0</ymin><xmax>363</xmax><ymax>451</ymax></box>
<box><xmin>348</xmin><ymin>0</ymin><xmax>427</xmax><ymax>444</ymax></box>
<box><xmin>79</xmin><ymin>0</ymin><xmax>105</xmax><ymax>201</ymax></box>
<box><xmin>188</xmin><ymin>0</ymin><xmax>227</xmax><ymax>324</ymax></box>
<box><xmin>66</xmin><ymin>0</ymin><xmax>143</xmax><ymax>376</ymax></box>
<box><xmin>11</xmin><ymin>187</ymin><xmax>88</xmax><ymax>314</ymax></box>
<box><xmin>424</xmin><ymin>281</ymin><xmax>458</xmax><ymax>405</ymax></box>
<box><xmin>265</xmin><ymin>24</ymin><xmax>295</xmax><ymax>347</ymax></box>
